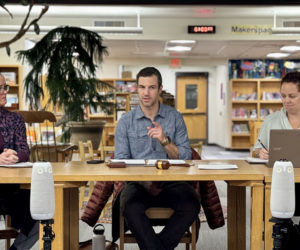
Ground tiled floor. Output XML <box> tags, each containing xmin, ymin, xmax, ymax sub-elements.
<box><xmin>1</xmin><ymin>145</ymin><xmax>251</xmax><ymax>250</ymax></box>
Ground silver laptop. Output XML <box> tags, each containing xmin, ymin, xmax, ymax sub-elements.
<box><xmin>268</xmin><ymin>129</ymin><xmax>300</xmax><ymax>168</ymax></box>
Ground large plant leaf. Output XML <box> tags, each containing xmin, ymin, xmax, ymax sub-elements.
<box><xmin>16</xmin><ymin>26</ymin><xmax>112</xmax><ymax>124</ymax></box>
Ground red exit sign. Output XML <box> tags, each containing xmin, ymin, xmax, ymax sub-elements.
<box><xmin>188</xmin><ymin>25</ymin><xmax>216</xmax><ymax>34</ymax></box>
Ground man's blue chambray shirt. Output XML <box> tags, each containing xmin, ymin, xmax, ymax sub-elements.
<box><xmin>114</xmin><ymin>103</ymin><xmax>191</xmax><ymax>160</ymax></box>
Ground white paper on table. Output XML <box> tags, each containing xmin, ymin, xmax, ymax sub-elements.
<box><xmin>0</xmin><ymin>162</ymin><xmax>33</xmax><ymax>168</ymax></box>
<box><xmin>198</xmin><ymin>164</ymin><xmax>238</xmax><ymax>170</ymax></box>
<box><xmin>110</xmin><ymin>159</ymin><xmax>146</xmax><ymax>165</ymax></box>
<box><xmin>245</xmin><ymin>157</ymin><xmax>268</xmax><ymax>164</ymax></box>
<box><xmin>146</xmin><ymin>159</ymin><xmax>187</xmax><ymax>166</ymax></box>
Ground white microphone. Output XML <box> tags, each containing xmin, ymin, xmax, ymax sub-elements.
<box><xmin>30</xmin><ymin>162</ymin><xmax>55</xmax><ymax>220</ymax></box>
<box><xmin>270</xmin><ymin>160</ymin><xmax>295</xmax><ymax>219</ymax></box>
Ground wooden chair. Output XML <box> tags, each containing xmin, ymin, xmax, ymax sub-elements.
<box><xmin>190</xmin><ymin>141</ymin><xmax>203</xmax><ymax>157</ymax></box>
<box><xmin>99</xmin><ymin>126</ymin><xmax>115</xmax><ymax>161</ymax></box>
<box><xmin>0</xmin><ymin>215</ymin><xmax>19</xmax><ymax>250</ymax></box>
<box><xmin>78</xmin><ymin>140</ymin><xmax>95</xmax><ymax>209</ymax></box>
<box><xmin>17</xmin><ymin>110</ymin><xmax>77</xmax><ymax>162</ymax></box>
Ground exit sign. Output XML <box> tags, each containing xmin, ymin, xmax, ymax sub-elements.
<box><xmin>188</xmin><ymin>25</ymin><xmax>216</xmax><ymax>34</ymax></box>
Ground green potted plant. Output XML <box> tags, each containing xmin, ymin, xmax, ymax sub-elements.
<box><xmin>17</xmin><ymin>26</ymin><xmax>113</xmax><ymax>148</ymax></box>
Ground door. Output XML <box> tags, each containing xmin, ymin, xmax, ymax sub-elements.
<box><xmin>176</xmin><ymin>74</ymin><xmax>208</xmax><ymax>143</ymax></box>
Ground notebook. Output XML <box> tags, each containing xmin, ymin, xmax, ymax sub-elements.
<box><xmin>268</xmin><ymin>129</ymin><xmax>300</xmax><ymax>168</ymax></box>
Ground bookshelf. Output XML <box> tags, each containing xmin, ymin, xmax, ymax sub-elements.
<box><xmin>88</xmin><ymin>78</ymin><xmax>137</xmax><ymax>123</ymax></box>
<box><xmin>0</xmin><ymin>65</ymin><xmax>22</xmax><ymax>111</ymax></box>
<box><xmin>230</xmin><ymin>78</ymin><xmax>282</xmax><ymax>149</ymax></box>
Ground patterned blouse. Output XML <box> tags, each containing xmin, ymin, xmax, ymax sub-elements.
<box><xmin>0</xmin><ymin>107</ymin><xmax>29</xmax><ymax>162</ymax></box>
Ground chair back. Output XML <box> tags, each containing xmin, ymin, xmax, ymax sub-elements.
<box><xmin>17</xmin><ymin>110</ymin><xmax>76</xmax><ymax>162</ymax></box>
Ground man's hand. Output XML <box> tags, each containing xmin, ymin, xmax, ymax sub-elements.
<box><xmin>0</xmin><ymin>148</ymin><xmax>19</xmax><ymax>164</ymax></box>
<box><xmin>147</xmin><ymin>121</ymin><xmax>165</xmax><ymax>142</ymax></box>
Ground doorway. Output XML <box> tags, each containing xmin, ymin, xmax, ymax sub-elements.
<box><xmin>176</xmin><ymin>73</ymin><xmax>208</xmax><ymax>143</ymax></box>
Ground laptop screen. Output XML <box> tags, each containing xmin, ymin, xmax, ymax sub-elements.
<box><xmin>268</xmin><ymin>129</ymin><xmax>300</xmax><ymax>168</ymax></box>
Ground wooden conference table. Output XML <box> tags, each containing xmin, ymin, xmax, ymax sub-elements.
<box><xmin>264</xmin><ymin>167</ymin><xmax>300</xmax><ymax>250</ymax></box>
<box><xmin>0</xmin><ymin>160</ymin><xmax>266</xmax><ymax>250</ymax></box>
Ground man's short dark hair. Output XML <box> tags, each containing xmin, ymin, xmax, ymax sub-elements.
<box><xmin>281</xmin><ymin>71</ymin><xmax>300</xmax><ymax>92</ymax></box>
<box><xmin>136</xmin><ymin>67</ymin><xmax>162</xmax><ymax>88</ymax></box>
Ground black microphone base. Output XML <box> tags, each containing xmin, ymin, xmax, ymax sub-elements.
<box><xmin>41</xmin><ymin>219</ymin><xmax>55</xmax><ymax>250</ymax></box>
<box><xmin>269</xmin><ymin>217</ymin><xmax>300</xmax><ymax>250</ymax></box>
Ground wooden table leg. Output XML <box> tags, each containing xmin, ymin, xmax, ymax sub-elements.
<box><xmin>250</xmin><ymin>183</ymin><xmax>264</xmax><ymax>250</ymax></box>
<box><xmin>227</xmin><ymin>184</ymin><xmax>246</xmax><ymax>250</ymax></box>
<box><xmin>39</xmin><ymin>184</ymin><xmax>79</xmax><ymax>250</ymax></box>
<box><xmin>264</xmin><ymin>183</ymin><xmax>272</xmax><ymax>250</ymax></box>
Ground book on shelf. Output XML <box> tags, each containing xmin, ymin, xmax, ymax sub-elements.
<box><xmin>126</xmin><ymin>81</ymin><xmax>137</xmax><ymax>92</ymax></box>
<box><xmin>232</xmin><ymin>123</ymin><xmax>249</xmax><ymax>133</ymax></box>
<box><xmin>261</xmin><ymin>91</ymin><xmax>281</xmax><ymax>101</ymax></box>
<box><xmin>130</xmin><ymin>93</ymin><xmax>139</xmax><ymax>110</ymax></box>
<box><xmin>115</xmin><ymin>80</ymin><xmax>137</xmax><ymax>93</ymax></box>
<box><xmin>116</xmin><ymin>96</ymin><xmax>127</xmax><ymax>109</ymax></box>
<box><xmin>1</xmin><ymin>72</ymin><xmax>16</xmax><ymax>85</ymax></box>
<box><xmin>260</xmin><ymin>108</ymin><xmax>280</xmax><ymax>118</ymax></box>
<box><xmin>232</xmin><ymin>91</ymin><xmax>257</xmax><ymax>100</ymax></box>
<box><xmin>232</xmin><ymin>108</ymin><xmax>250</xmax><ymax>118</ymax></box>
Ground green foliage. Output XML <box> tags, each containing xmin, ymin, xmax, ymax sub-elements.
<box><xmin>16</xmin><ymin>26</ymin><xmax>112</xmax><ymax>122</ymax></box>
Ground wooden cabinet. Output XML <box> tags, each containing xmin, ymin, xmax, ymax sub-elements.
<box><xmin>0</xmin><ymin>65</ymin><xmax>22</xmax><ymax>110</ymax></box>
<box><xmin>230</xmin><ymin>79</ymin><xmax>282</xmax><ymax>149</ymax></box>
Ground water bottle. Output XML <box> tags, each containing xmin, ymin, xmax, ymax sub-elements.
<box><xmin>92</xmin><ymin>223</ymin><xmax>105</xmax><ymax>250</ymax></box>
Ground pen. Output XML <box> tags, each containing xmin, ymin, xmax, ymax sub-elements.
<box><xmin>258</xmin><ymin>139</ymin><xmax>268</xmax><ymax>151</ymax></box>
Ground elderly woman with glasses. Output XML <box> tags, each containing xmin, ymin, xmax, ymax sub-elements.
<box><xmin>0</xmin><ymin>74</ymin><xmax>38</xmax><ymax>250</ymax></box>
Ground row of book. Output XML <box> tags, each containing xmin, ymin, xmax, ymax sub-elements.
<box><xmin>232</xmin><ymin>92</ymin><xmax>257</xmax><ymax>100</ymax></box>
<box><xmin>261</xmin><ymin>91</ymin><xmax>281</xmax><ymax>100</ymax></box>
<box><xmin>232</xmin><ymin>108</ymin><xmax>257</xmax><ymax>119</ymax></box>
<box><xmin>232</xmin><ymin>123</ymin><xmax>250</xmax><ymax>133</ymax></box>
<box><xmin>116</xmin><ymin>81</ymin><xmax>137</xmax><ymax>93</ymax></box>
<box><xmin>260</xmin><ymin>108</ymin><xmax>280</xmax><ymax>118</ymax></box>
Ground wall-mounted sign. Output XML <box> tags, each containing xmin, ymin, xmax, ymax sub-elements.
<box><xmin>188</xmin><ymin>25</ymin><xmax>216</xmax><ymax>34</ymax></box>
<box><xmin>231</xmin><ymin>25</ymin><xmax>272</xmax><ymax>35</ymax></box>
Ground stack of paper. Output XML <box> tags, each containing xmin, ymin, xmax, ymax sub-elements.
<box><xmin>198</xmin><ymin>163</ymin><xmax>238</xmax><ymax>170</ymax></box>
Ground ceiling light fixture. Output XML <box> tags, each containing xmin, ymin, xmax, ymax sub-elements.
<box><xmin>280</xmin><ymin>45</ymin><xmax>300</xmax><ymax>52</ymax></box>
<box><xmin>167</xmin><ymin>46</ymin><xmax>191</xmax><ymax>52</ymax></box>
<box><xmin>168</xmin><ymin>40</ymin><xmax>196</xmax><ymax>44</ymax></box>
<box><xmin>266</xmin><ymin>52</ymin><xmax>290</xmax><ymax>58</ymax></box>
<box><xmin>0</xmin><ymin>12</ymin><xmax>143</xmax><ymax>34</ymax></box>
<box><xmin>271</xmin><ymin>12</ymin><xmax>300</xmax><ymax>35</ymax></box>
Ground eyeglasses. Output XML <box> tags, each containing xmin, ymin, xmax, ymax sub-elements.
<box><xmin>0</xmin><ymin>85</ymin><xmax>9</xmax><ymax>93</ymax></box>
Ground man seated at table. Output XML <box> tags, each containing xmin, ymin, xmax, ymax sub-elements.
<box><xmin>0</xmin><ymin>74</ymin><xmax>38</xmax><ymax>250</ymax></box>
<box><xmin>115</xmin><ymin>67</ymin><xmax>200</xmax><ymax>250</ymax></box>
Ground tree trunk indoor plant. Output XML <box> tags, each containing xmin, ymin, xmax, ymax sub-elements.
<box><xmin>17</xmin><ymin>26</ymin><xmax>113</xmax><ymax>148</ymax></box>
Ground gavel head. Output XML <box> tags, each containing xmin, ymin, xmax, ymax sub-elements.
<box><xmin>155</xmin><ymin>160</ymin><xmax>170</xmax><ymax>170</ymax></box>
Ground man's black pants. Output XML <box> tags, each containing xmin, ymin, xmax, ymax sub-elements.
<box><xmin>120</xmin><ymin>181</ymin><xmax>200</xmax><ymax>250</ymax></box>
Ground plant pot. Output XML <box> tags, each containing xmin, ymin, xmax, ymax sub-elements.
<box><xmin>68</xmin><ymin>120</ymin><xmax>106</xmax><ymax>149</ymax></box>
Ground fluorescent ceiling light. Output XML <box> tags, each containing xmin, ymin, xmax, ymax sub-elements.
<box><xmin>168</xmin><ymin>40</ymin><xmax>196</xmax><ymax>44</ymax></box>
<box><xmin>167</xmin><ymin>46</ymin><xmax>191</xmax><ymax>52</ymax></box>
<box><xmin>266</xmin><ymin>52</ymin><xmax>290</xmax><ymax>58</ymax></box>
<box><xmin>0</xmin><ymin>25</ymin><xmax>143</xmax><ymax>34</ymax></box>
<box><xmin>280</xmin><ymin>45</ymin><xmax>300</xmax><ymax>52</ymax></box>
<box><xmin>272</xmin><ymin>27</ymin><xmax>300</xmax><ymax>35</ymax></box>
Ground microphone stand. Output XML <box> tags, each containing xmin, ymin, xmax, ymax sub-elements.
<box><xmin>41</xmin><ymin>219</ymin><xmax>55</xmax><ymax>250</ymax></box>
<box><xmin>269</xmin><ymin>217</ymin><xmax>294</xmax><ymax>250</ymax></box>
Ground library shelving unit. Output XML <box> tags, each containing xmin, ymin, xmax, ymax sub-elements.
<box><xmin>230</xmin><ymin>78</ymin><xmax>282</xmax><ymax>149</ymax></box>
<box><xmin>87</xmin><ymin>78</ymin><xmax>137</xmax><ymax>123</ymax></box>
<box><xmin>0</xmin><ymin>65</ymin><xmax>22</xmax><ymax>111</ymax></box>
